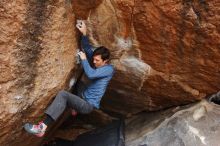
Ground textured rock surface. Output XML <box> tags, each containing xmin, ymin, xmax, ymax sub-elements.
<box><xmin>125</xmin><ymin>99</ymin><xmax>220</xmax><ymax>146</ymax></box>
<box><xmin>0</xmin><ymin>0</ymin><xmax>220</xmax><ymax>145</ymax></box>
<box><xmin>83</xmin><ymin>0</ymin><xmax>220</xmax><ymax>114</ymax></box>
<box><xmin>0</xmin><ymin>0</ymin><xmax>77</xmax><ymax>145</ymax></box>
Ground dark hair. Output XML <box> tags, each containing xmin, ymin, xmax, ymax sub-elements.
<box><xmin>93</xmin><ymin>46</ymin><xmax>110</xmax><ymax>61</ymax></box>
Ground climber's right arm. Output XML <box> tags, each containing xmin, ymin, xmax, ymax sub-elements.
<box><xmin>76</xmin><ymin>21</ymin><xmax>93</xmax><ymax>61</ymax></box>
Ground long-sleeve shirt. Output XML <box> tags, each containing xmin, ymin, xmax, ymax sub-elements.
<box><xmin>80</xmin><ymin>36</ymin><xmax>114</xmax><ymax>109</ymax></box>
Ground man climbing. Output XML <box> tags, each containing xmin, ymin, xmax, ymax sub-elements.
<box><xmin>24</xmin><ymin>21</ymin><xmax>115</xmax><ymax>137</ymax></box>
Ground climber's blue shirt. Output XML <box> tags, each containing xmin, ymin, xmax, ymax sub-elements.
<box><xmin>80</xmin><ymin>35</ymin><xmax>114</xmax><ymax>109</ymax></box>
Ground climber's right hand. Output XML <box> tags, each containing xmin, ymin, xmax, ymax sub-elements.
<box><xmin>76</xmin><ymin>20</ymin><xmax>87</xmax><ymax>36</ymax></box>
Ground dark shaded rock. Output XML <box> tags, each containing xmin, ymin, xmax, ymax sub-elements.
<box><xmin>125</xmin><ymin>99</ymin><xmax>220</xmax><ymax>146</ymax></box>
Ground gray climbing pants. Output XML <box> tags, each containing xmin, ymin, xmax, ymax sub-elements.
<box><xmin>45</xmin><ymin>90</ymin><xmax>94</xmax><ymax>121</ymax></box>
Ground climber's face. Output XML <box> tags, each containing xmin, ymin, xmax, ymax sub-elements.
<box><xmin>93</xmin><ymin>55</ymin><xmax>107</xmax><ymax>68</ymax></box>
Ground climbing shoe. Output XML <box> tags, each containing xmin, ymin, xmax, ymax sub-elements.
<box><xmin>24</xmin><ymin>121</ymin><xmax>47</xmax><ymax>137</ymax></box>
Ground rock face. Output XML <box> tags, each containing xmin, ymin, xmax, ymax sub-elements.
<box><xmin>0</xmin><ymin>0</ymin><xmax>77</xmax><ymax>145</ymax></box>
<box><xmin>0</xmin><ymin>0</ymin><xmax>219</xmax><ymax>145</ymax></box>
<box><xmin>125</xmin><ymin>100</ymin><xmax>220</xmax><ymax>146</ymax></box>
<box><xmin>84</xmin><ymin>0</ymin><xmax>220</xmax><ymax>114</ymax></box>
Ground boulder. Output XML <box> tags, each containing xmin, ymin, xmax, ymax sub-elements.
<box><xmin>86</xmin><ymin>0</ymin><xmax>220</xmax><ymax>114</ymax></box>
<box><xmin>0</xmin><ymin>0</ymin><xmax>219</xmax><ymax>145</ymax></box>
<box><xmin>125</xmin><ymin>99</ymin><xmax>220</xmax><ymax>146</ymax></box>
<box><xmin>0</xmin><ymin>0</ymin><xmax>77</xmax><ymax>145</ymax></box>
